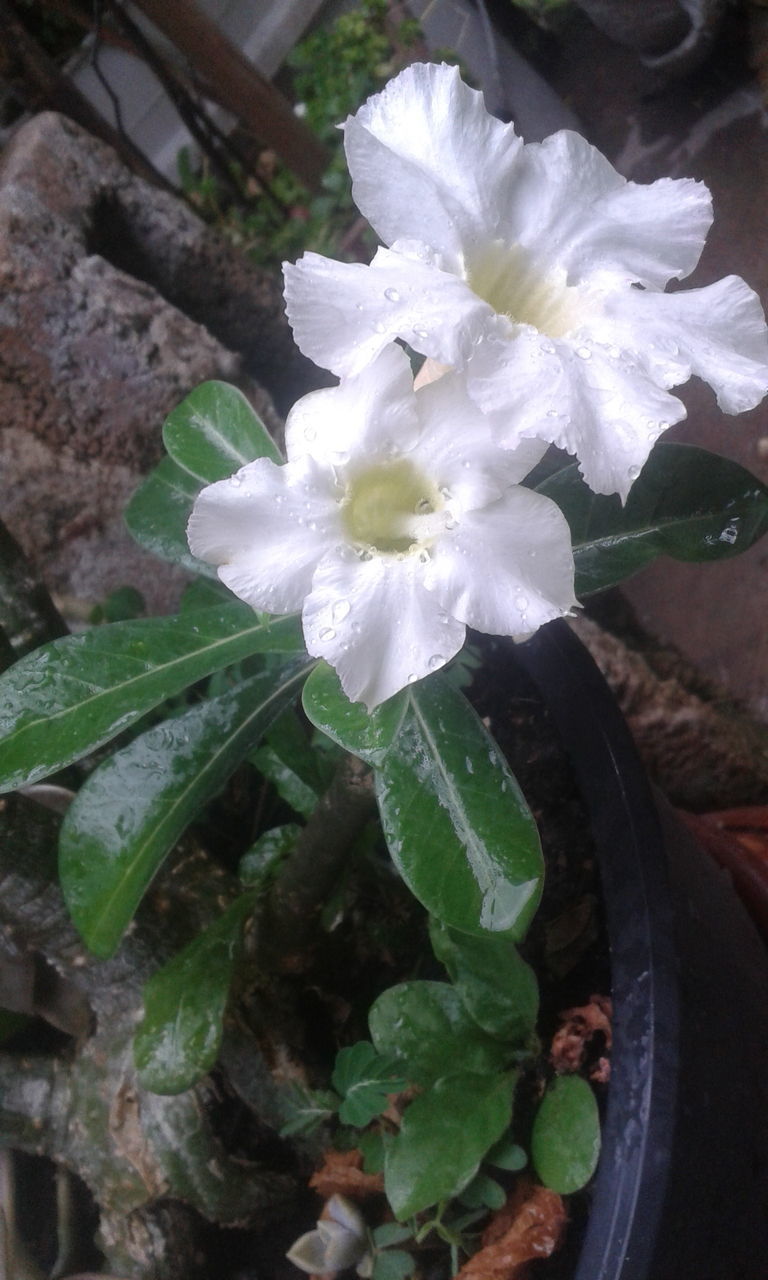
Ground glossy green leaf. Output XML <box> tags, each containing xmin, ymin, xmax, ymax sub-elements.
<box><xmin>384</xmin><ymin>1072</ymin><xmax>513</xmax><ymax>1219</ymax></box>
<box><xmin>134</xmin><ymin>890</ymin><xmax>257</xmax><ymax>1094</ymax></box>
<box><xmin>252</xmin><ymin>707</ymin><xmax>333</xmax><ymax>816</ymax></box>
<box><xmin>60</xmin><ymin>659</ymin><xmax>311</xmax><ymax>956</ymax></box>
<box><xmin>369</xmin><ymin>981</ymin><xmax>509</xmax><ymax>1086</ymax></box>
<box><xmin>125</xmin><ymin>456</ymin><xmax>215</xmax><ymax>576</ymax></box>
<box><xmin>0</xmin><ymin>605</ymin><xmax>305</xmax><ymax>793</ymax></box>
<box><xmin>238</xmin><ymin>823</ymin><xmax>301</xmax><ymax>887</ymax></box>
<box><xmin>332</xmin><ymin>1042</ymin><xmax>407</xmax><ymax>1127</ymax></box>
<box><xmin>375</xmin><ymin>675</ymin><xmax>543</xmax><ymax>937</ymax></box>
<box><xmin>537</xmin><ymin>442</ymin><xmax>768</xmax><ymax>596</ymax></box>
<box><xmin>162</xmin><ymin>379</ymin><xmax>281</xmax><ymax>482</ymax></box>
<box><xmin>429</xmin><ymin>919</ymin><xmax>539</xmax><ymax>1043</ymax></box>
<box><xmin>302</xmin><ymin>661</ymin><xmax>408</xmax><ymax>766</ymax></box>
<box><xmin>531</xmin><ymin>1074</ymin><xmax>601</xmax><ymax>1194</ymax></box>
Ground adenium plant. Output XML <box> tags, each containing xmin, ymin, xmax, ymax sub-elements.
<box><xmin>0</xmin><ymin>60</ymin><xmax>767</xmax><ymax>1279</ymax></box>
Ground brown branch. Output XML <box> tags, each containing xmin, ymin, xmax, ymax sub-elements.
<box><xmin>261</xmin><ymin>755</ymin><xmax>377</xmax><ymax>964</ymax></box>
<box><xmin>130</xmin><ymin>0</ymin><xmax>331</xmax><ymax>191</ymax></box>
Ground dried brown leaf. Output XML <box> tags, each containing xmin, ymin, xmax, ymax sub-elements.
<box><xmin>309</xmin><ymin>1148</ymin><xmax>384</xmax><ymax>1201</ymax></box>
<box><xmin>456</xmin><ymin>1180</ymin><xmax>567</xmax><ymax>1279</ymax></box>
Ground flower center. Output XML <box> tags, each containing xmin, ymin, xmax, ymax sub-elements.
<box><xmin>466</xmin><ymin>240</ymin><xmax>583</xmax><ymax>337</ymax></box>
<box><xmin>341</xmin><ymin>458</ymin><xmax>442</xmax><ymax>554</ymax></box>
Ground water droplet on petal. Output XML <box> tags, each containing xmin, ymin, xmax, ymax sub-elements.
<box><xmin>304</xmin><ymin>426</ymin><xmax>317</xmax><ymax>442</ymax></box>
<box><xmin>628</xmin><ymin>464</ymin><xmax>641</xmax><ymax>480</ymax></box>
<box><xmin>540</xmin><ymin>341</ymin><xmax>555</xmax><ymax>355</ymax></box>
<box><xmin>418</xmin><ymin>548</ymin><xmax>431</xmax><ymax>564</ymax></box>
<box><xmin>439</xmin><ymin>485</ymin><xmax>452</xmax><ymax>499</ymax></box>
<box><xmin>407</xmin><ymin>672</ymin><xmax>418</xmax><ymax>684</ymax></box>
<box><xmin>413</xmin><ymin>327</ymin><xmax>429</xmax><ymax>340</ymax></box>
<box><xmin>373</xmin><ymin>321</ymin><xmax>386</xmax><ymax>334</ymax></box>
<box><xmin>444</xmin><ymin>516</ymin><xmax>458</xmax><ymax>531</ymax></box>
<box><xmin>229</xmin><ymin>474</ymin><xmax>242</xmax><ymax>487</ymax></box>
<box><xmin>428</xmin><ymin>654</ymin><xmax>445</xmax><ymax>670</ymax></box>
<box><xmin>415</xmin><ymin>497</ymin><xmax>434</xmax><ymax>514</ymax></box>
<box><xmin>319</xmin><ymin>627</ymin><xmax>336</xmax><ymax>641</ymax></box>
<box><xmin>384</xmin><ymin>287</ymin><xmax>401</xmax><ymax>302</ymax></box>
<box><xmin>332</xmin><ymin>599</ymin><xmax>351</xmax><ymax>622</ymax></box>
<box><xmin>576</xmin><ymin>346</ymin><xmax>591</xmax><ymax>360</ymax></box>
<box><xmin>546</xmin><ymin>408</ymin><xmax>559</xmax><ymax>418</ymax></box>
<box><xmin>515</xmin><ymin>591</ymin><xmax>529</xmax><ymax>612</ymax></box>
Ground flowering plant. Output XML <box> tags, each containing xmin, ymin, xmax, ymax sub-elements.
<box><xmin>1</xmin><ymin>62</ymin><xmax>768</xmax><ymax>1279</ymax></box>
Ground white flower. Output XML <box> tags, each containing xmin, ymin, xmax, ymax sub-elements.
<box><xmin>283</xmin><ymin>62</ymin><xmax>768</xmax><ymax>500</ymax></box>
<box><xmin>187</xmin><ymin>345</ymin><xmax>577</xmax><ymax>710</ymax></box>
<box><xmin>286</xmin><ymin>1194</ymin><xmax>371</xmax><ymax>1276</ymax></box>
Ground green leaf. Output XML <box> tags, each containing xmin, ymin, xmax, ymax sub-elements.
<box><xmin>486</xmin><ymin>1133</ymin><xmax>527</xmax><ymax>1171</ymax></box>
<box><xmin>375</xmin><ymin>675</ymin><xmax>543</xmax><ymax>937</ymax></box>
<box><xmin>332</xmin><ymin>1042</ymin><xmax>407</xmax><ymax>1127</ymax></box>
<box><xmin>369</xmin><ymin>982</ymin><xmax>509</xmax><ymax>1086</ymax></box>
<box><xmin>457</xmin><ymin>1172</ymin><xmax>506</xmax><ymax>1210</ymax></box>
<box><xmin>302</xmin><ymin>661</ymin><xmax>408</xmax><ymax>766</ymax></box>
<box><xmin>162</xmin><ymin>379</ymin><xmax>281</xmax><ymax>482</ymax></box>
<box><xmin>372</xmin><ymin>1250</ymin><xmax>415</xmax><ymax>1280</ymax></box>
<box><xmin>251</xmin><ymin>707</ymin><xmax>333</xmax><ymax>816</ymax></box>
<box><xmin>134</xmin><ymin>891</ymin><xmax>257</xmax><ymax>1094</ymax></box>
<box><xmin>530</xmin><ymin>1074</ymin><xmax>601</xmax><ymax>1194</ymax></box>
<box><xmin>429</xmin><ymin>919</ymin><xmax>539</xmax><ymax>1043</ymax></box>
<box><xmin>0</xmin><ymin>605</ymin><xmax>305</xmax><ymax>793</ymax></box>
<box><xmin>384</xmin><ymin>1072</ymin><xmax>513</xmax><ymax>1219</ymax></box>
<box><xmin>537</xmin><ymin>442</ymin><xmax>768</xmax><ymax>596</ymax></box>
<box><xmin>238</xmin><ymin>823</ymin><xmax>301</xmax><ymax>887</ymax></box>
<box><xmin>125</xmin><ymin>456</ymin><xmax>215</xmax><ymax>576</ymax></box>
<box><xmin>60</xmin><ymin>659</ymin><xmax>311</xmax><ymax>956</ymax></box>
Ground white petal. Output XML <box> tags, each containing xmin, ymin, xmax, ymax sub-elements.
<box><xmin>303</xmin><ymin>545</ymin><xmax>465</xmax><ymax>710</ymax></box>
<box><xmin>413</xmin><ymin>369</ymin><xmax>547</xmax><ymax>506</ymax></box>
<box><xmin>425</xmin><ymin>488</ymin><xmax>577</xmax><ymax>638</ymax></box>
<box><xmin>603</xmin><ymin>275</ymin><xmax>768</xmax><ymax>414</ymax></box>
<box><xmin>344</xmin><ymin>62</ymin><xmax>523</xmax><ymax>265</ymax></box>
<box><xmin>285</xmin><ymin>345</ymin><xmax>420</xmax><ymax>464</ymax></box>
<box><xmin>187</xmin><ymin>456</ymin><xmax>341</xmax><ymax>613</ymax></box>
<box><xmin>467</xmin><ymin>330</ymin><xmax>685</xmax><ymax>499</ymax></box>
<box><xmin>500</xmin><ymin>130</ymin><xmax>712</xmax><ymax>288</ymax></box>
<box><xmin>283</xmin><ymin>249</ymin><xmax>489</xmax><ymax>376</ymax></box>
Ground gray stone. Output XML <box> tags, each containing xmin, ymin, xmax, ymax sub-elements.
<box><xmin>0</xmin><ymin>111</ymin><xmax>313</xmax><ymax>612</ymax></box>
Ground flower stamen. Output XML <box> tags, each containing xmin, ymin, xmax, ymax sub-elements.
<box><xmin>465</xmin><ymin>241</ymin><xmax>584</xmax><ymax>337</ymax></box>
<box><xmin>341</xmin><ymin>457</ymin><xmax>443</xmax><ymax>554</ymax></box>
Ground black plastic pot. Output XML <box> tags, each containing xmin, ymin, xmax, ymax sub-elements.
<box><xmin>511</xmin><ymin>621</ymin><xmax>768</xmax><ymax>1280</ymax></box>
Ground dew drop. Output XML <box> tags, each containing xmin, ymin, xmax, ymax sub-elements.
<box><xmin>229</xmin><ymin>474</ymin><xmax>242</xmax><ymax>487</ymax></box>
<box><xmin>413</xmin><ymin>327</ymin><xmax>429</xmax><ymax>340</ymax></box>
<box><xmin>546</xmin><ymin>408</ymin><xmax>559</xmax><ymax>418</ymax></box>
<box><xmin>540</xmin><ymin>341</ymin><xmax>555</xmax><ymax>355</ymax></box>
<box><xmin>628</xmin><ymin>464</ymin><xmax>641</xmax><ymax>480</ymax></box>
<box><xmin>373</xmin><ymin>321</ymin><xmax>386</xmax><ymax>334</ymax></box>
<box><xmin>515</xmin><ymin>592</ymin><xmax>529</xmax><ymax>612</ymax></box>
<box><xmin>439</xmin><ymin>485</ymin><xmax>452</xmax><ymax>499</ymax></box>
<box><xmin>275</xmin><ymin>494</ymin><xmax>284</xmax><ymax>505</ymax></box>
<box><xmin>428</xmin><ymin>654</ymin><xmax>445</xmax><ymax>670</ymax></box>
<box><xmin>415</xmin><ymin>497</ymin><xmax>434</xmax><ymax>514</ymax></box>
<box><xmin>444</xmin><ymin>516</ymin><xmax>458</xmax><ymax>531</ymax></box>
<box><xmin>303</xmin><ymin>426</ymin><xmax>317</xmax><ymax>442</ymax></box>
<box><xmin>319</xmin><ymin>627</ymin><xmax>336</xmax><ymax>641</ymax></box>
<box><xmin>576</xmin><ymin>346</ymin><xmax>591</xmax><ymax>360</ymax></box>
<box><xmin>417</xmin><ymin>548</ymin><xmax>431</xmax><ymax>563</ymax></box>
<box><xmin>462</xmin><ymin>459</ymin><xmax>472</xmax><ymax>469</ymax></box>
<box><xmin>407</xmin><ymin>672</ymin><xmax>418</xmax><ymax>684</ymax></box>
<box><xmin>384</xmin><ymin>287</ymin><xmax>401</xmax><ymax>302</ymax></box>
<box><xmin>608</xmin><ymin>344</ymin><xmax>621</xmax><ymax>359</ymax></box>
<box><xmin>332</xmin><ymin>599</ymin><xmax>351</xmax><ymax>622</ymax></box>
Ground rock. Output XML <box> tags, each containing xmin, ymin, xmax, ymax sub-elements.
<box><xmin>0</xmin><ymin>112</ymin><xmax>316</xmax><ymax>612</ymax></box>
